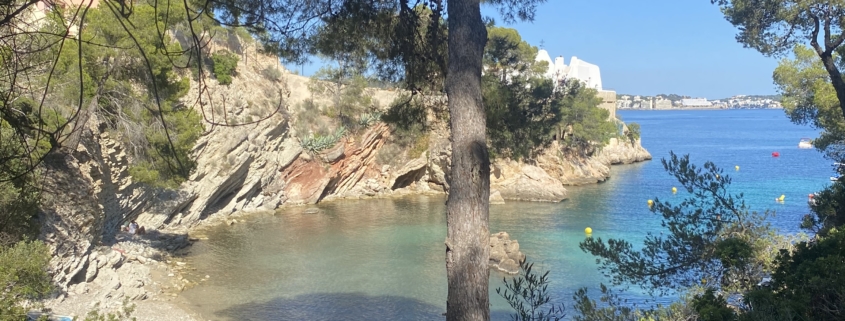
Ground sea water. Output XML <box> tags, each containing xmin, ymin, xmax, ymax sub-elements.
<box><xmin>178</xmin><ymin>109</ymin><xmax>829</xmax><ymax>320</ymax></box>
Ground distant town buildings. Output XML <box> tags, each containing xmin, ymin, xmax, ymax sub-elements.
<box><xmin>617</xmin><ymin>94</ymin><xmax>782</xmax><ymax>110</ymax></box>
<box><xmin>681</xmin><ymin>98</ymin><xmax>711</xmax><ymax>107</ymax></box>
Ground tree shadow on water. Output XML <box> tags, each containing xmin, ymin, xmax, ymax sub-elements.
<box><xmin>214</xmin><ymin>292</ymin><xmax>445</xmax><ymax>321</ymax></box>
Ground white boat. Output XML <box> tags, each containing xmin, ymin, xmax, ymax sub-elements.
<box><xmin>798</xmin><ymin>138</ymin><xmax>813</xmax><ymax>149</ymax></box>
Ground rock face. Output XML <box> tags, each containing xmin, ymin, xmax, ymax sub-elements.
<box><xmin>489</xmin><ymin>232</ymin><xmax>526</xmax><ymax>274</ymax></box>
<box><xmin>538</xmin><ymin>139</ymin><xmax>652</xmax><ymax>186</ymax></box>
<box><xmin>597</xmin><ymin>137</ymin><xmax>652</xmax><ymax>165</ymax></box>
<box><xmin>491</xmin><ymin>160</ymin><xmax>568</xmax><ymax>202</ymax></box>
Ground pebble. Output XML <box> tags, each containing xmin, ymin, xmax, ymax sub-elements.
<box><xmin>168</xmin><ymin>273</ymin><xmax>174</xmax><ymax>277</ymax></box>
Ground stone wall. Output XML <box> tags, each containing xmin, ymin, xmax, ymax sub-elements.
<box><xmin>598</xmin><ymin>90</ymin><xmax>617</xmax><ymax>119</ymax></box>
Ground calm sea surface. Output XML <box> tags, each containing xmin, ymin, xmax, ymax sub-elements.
<box><xmin>179</xmin><ymin>109</ymin><xmax>830</xmax><ymax>320</ymax></box>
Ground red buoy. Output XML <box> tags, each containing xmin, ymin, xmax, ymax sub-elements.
<box><xmin>772</xmin><ymin>152</ymin><xmax>780</xmax><ymax>157</ymax></box>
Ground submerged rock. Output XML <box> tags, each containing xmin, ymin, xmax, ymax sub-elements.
<box><xmin>489</xmin><ymin>232</ymin><xmax>526</xmax><ymax>274</ymax></box>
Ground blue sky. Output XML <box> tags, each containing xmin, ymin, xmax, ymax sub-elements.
<box><xmin>481</xmin><ymin>0</ymin><xmax>781</xmax><ymax>99</ymax></box>
<box><xmin>288</xmin><ymin>0</ymin><xmax>781</xmax><ymax>99</ymax></box>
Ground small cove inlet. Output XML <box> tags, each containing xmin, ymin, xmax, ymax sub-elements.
<box><xmin>178</xmin><ymin>109</ymin><xmax>829</xmax><ymax>320</ymax></box>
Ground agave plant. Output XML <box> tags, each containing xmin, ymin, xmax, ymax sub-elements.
<box><xmin>300</xmin><ymin>126</ymin><xmax>347</xmax><ymax>153</ymax></box>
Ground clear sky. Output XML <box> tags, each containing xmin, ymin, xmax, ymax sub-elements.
<box><xmin>482</xmin><ymin>0</ymin><xmax>780</xmax><ymax>99</ymax></box>
<box><xmin>287</xmin><ymin>0</ymin><xmax>782</xmax><ymax>99</ymax></box>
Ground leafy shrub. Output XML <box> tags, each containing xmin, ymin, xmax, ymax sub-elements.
<box><xmin>626</xmin><ymin>122</ymin><xmax>641</xmax><ymax>142</ymax></box>
<box><xmin>408</xmin><ymin>133</ymin><xmax>429</xmax><ymax>159</ymax></box>
<box><xmin>690</xmin><ymin>289</ymin><xmax>735</xmax><ymax>321</ymax></box>
<box><xmin>211</xmin><ymin>50</ymin><xmax>239</xmax><ymax>85</ymax></box>
<box><xmin>558</xmin><ymin>82</ymin><xmax>617</xmax><ymax>151</ymax></box>
<box><xmin>0</xmin><ymin>241</ymin><xmax>51</xmax><ymax>321</ymax></box>
<box><xmin>261</xmin><ymin>66</ymin><xmax>282</xmax><ymax>82</ymax></box>
<box><xmin>383</xmin><ymin>94</ymin><xmax>428</xmax><ymax>134</ymax></box>
<box><xmin>739</xmin><ymin>229</ymin><xmax>845</xmax><ymax>321</ymax></box>
<box><xmin>497</xmin><ymin>261</ymin><xmax>566</xmax><ymax>321</ymax></box>
<box><xmin>0</xmin><ymin>125</ymin><xmax>43</xmax><ymax>246</ymax></box>
<box><xmin>129</xmin><ymin>105</ymin><xmax>203</xmax><ymax>189</ymax></box>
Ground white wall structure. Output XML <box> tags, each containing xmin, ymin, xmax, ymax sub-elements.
<box><xmin>534</xmin><ymin>49</ymin><xmax>603</xmax><ymax>91</ymax></box>
<box><xmin>681</xmin><ymin>98</ymin><xmax>712</xmax><ymax>107</ymax></box>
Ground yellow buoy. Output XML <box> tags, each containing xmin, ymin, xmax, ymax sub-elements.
<box><xmin>672</xmin><ymin>187</ymin><xmax>677</xmax><ymax>194</ymax></box>
<box><xmin>779</xmin><ymin>194</ymin><xmax>786</xmax><ymax>202</ymax></box>
<box><xmin>647</xmin><ymin>199</ymin><xmax>654</xmax><ymax>207</ymax></box>
<box><xmin>735</xmin><ymin>165</ymin><xmax>740</xmax><ymax>171</ymax></box>
<box><xmin>585</xmin><ymin>227</ymin><xmax>592</xmax><ymax>234</ymax></box>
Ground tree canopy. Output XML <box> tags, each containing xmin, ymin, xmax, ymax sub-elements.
<box><xmin>712</xmin><ymin>0</ymin><xmax>845</xmax><ymax>121</ymax></box>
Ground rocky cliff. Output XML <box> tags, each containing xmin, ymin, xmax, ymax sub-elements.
<box><xmin>37</xmin><ymin>45</ymin><xmax>650</xmax><ymax>311</ymax></box>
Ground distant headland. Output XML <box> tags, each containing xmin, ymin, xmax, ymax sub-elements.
<box><xmin>616</xmin><ymin>94</ymin><xmax>782</xmax><ymax>110</ymax></box>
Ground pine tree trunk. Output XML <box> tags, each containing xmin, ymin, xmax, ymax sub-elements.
<box><xmin>444</xmin><ymin>0</ymin><xmax>490</xmax><ymax>320</ymax></box>
<box><xmin>819</xmin><ymin>53</ymin><xmax>845</xmax><ymax>121</ymax></box>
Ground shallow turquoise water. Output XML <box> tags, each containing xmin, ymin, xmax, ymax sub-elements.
<box><xmin>180</xmin><ymin>109</ymin><xmax>830</xmax><ymax>320</ymax></box>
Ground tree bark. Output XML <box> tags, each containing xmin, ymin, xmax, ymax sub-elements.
<box><xmin>444</xmin><ymin>0</ymin><xmax>490</xmax><ymax>320</ymax></box>
<box><xmin>819</xmin><ymin>53</ymin><xmax>845</xmax><ymax>121</ymax></box>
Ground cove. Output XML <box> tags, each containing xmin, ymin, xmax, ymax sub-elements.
<box><xmin>178</xmin><ymin>109</ymin><xmax>830</xmax><ymax>320</ymax></box>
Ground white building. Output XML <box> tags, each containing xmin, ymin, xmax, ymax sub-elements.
<box><xmin>681</xmin><ymin>98</ymin><xmax>712</xmax><ymax>107</ymax></box>
<box><xmin>535</xmin><ymin>50</ymin><xmax>603</xmax><ymax>90</ymax></box>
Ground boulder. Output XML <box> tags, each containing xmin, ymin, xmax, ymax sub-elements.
<box><xmin>489</xmin><ymin>190</ymin><xmax>505</xmax><ymax>205</ymax></box>
<box><xmin>489</xmin><ymin>232</ymin><xmax>526</xmax><ymax>274</ymax></box>
<box><xmin>491</xmin><ymin>161</ymin><xmax>567</xmax><ymax>202</ymax></box>
<box><xmin>597</xmin><ymin>137</ymin><xmax>652</xmax><ymax>165</ymax></box>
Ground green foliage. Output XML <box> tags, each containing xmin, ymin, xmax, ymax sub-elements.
<box><xmin>558</xmin><ymin>82</ymin><xmax>617</xmax><ymax>152</ymax></box>
<box><xmin>30</xmin><ymin>3</ymin><xmax>205</xmax><ymax>188</ymax></box>
<box><xmin>382</xmin><ymin>94</ymin><xmax>429</xmax><ymax>133</ymax></box>
<box><xmin>358</xmin><ymin>112</ymin><xmax>383</xmax><ymax>128</ymax></box>
<box><xmin>309</xmin><ymin>67</ymin><xmax>376</xmax><ymax>130</ymax></box>
<box><xmin>0</xmin><ymin>241</ymin><xmax>51</xmax><ymax>321</ymax></box>
<box><xmin>407</xmin><ymin>133</ymin><xmax>429</xmax><ymax>159</ymax></box>
<box><xmin>484</xmin><ymin>26</ymin><xmax>544</xmax><ymax>80</ymax></box>
<box><xmin>774</xmin><ymin>45</ymin><xmax>845</xmax><ymax>160</ymax></box>
<box><xmin>572</xmin><ymin>284</ymin><xmax>702</xmax><ymax>321</ymax></box>
<box><xmin>746</xmin><ymin>229</ymin><xmax>845</xmax><ymax>321</ymax></box>
<box><xmin>713</xmin><ymin>238</ymin><xmax>754</xmax><ymax>270</ymax></box>
<box><xmin>571</xmin><ymin>284</ymin><xmax>643</xmax><ymax>321</ymax></box>
<box><xmin>480</xmin><ymin>26</ymin><xmax>615</xmax><ymax>160</ymax></box>
<box><xmin>381</xmin><ymin>94</ymin><xmax>435</xmax><ymax>160</ymax></box>
<box><xmin>497</xmin><ymin>261</ymin><xmax>566</xmax><ymax>321</ymax></box>
<box><xmin>483</xmin><ymin>67</ymin><xmax>561</xmax><ymax>160</ymax></box>
<box><xmin>211</xmin><ymin>50</ymin><xmax>239</xmax><ymax>85</ymax></box>
<box><xmin>690</xmin><ymin>289</ymin><xmax>735</xmax><ymax>321</ymax></box>
<box><xmin>0</xmin><ymin>124</ymin><xmax>43</xmax><ymax>246</ymax></box>
<box><xmin>804</xmin><ymin>182</ymin><xmax>845</xmax><ymax>236</ymax></box>
<box><xmin>300</xmin><ymin>127</ymin><xmax>346</xmax><ymax>153</ymax></box>
<box><xmin>580</xmin><ymin>152</ymin><xmax>775</xmax><ymax>295</ymax></box>
<box><xmin>625</xmin><ymin>123</ymin><xmax>641</xmax><ymax>142</ymax></box>
<box><xmin>261</xmin><ymin>66</ymin><xmax>283</xmax><ymax>82</ymax></box>
<box><xmin>711</xmin><ymin>0</ymin><xmax>844</xmax><ymax>57</ymax></box>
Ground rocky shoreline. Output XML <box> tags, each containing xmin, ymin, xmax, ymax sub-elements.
<box><xmin>35</xmin><ymin>47</ymin><xmax>652</xmax><ymax>319</ymax></box>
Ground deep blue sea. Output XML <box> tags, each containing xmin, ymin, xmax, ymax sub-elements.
<box><xmin>179</xmin><ymin>109</ymin><xmax>830</xmax><ymax>321</ymax></box>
